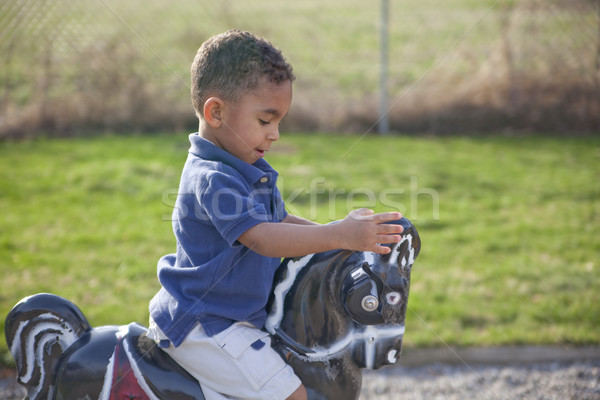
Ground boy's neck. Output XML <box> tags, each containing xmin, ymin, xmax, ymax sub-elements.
<box><xmin>198</xmin><ymin>121</ymin><xmax>228</xmax><ymax>157</ymax></box>
<box><xmin>198</xmin><ymin>120</ymin><xmax>215</xmax><ymax>144</ymax></box>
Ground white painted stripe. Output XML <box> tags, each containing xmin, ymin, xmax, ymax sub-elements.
<box><xmin>8</xmin><ymin>320</ymin><xmax>27</xmax><ymax>366</ymax></box>
<box><xmin>388</xmin><ymin>241</ymin><xmax>401</xmax><ymax>266</ymax></box>
<box><xmin>123</xmin><ymin>333</ymin><xmax>162</xmax><ymax>400</ymax></box>
<box><xmin>363</xmin><ymin>251</ymin><xmax>375</xmax><ymax>266</ymax></box>
<box><xmin>18</xmin><ymin>316</ymin><xmax>78</xmax><ymax>384</ymax></box>
<box><xmin>116</xmin><ymin>325</ymin><xmax>129</xmax><ymax>340</ymax></box>
<box><xmin>401</xmin><ymin>234</ymin><xmax>416</xmax><ymax>268</ymax></box>
<box><xmin>25</xmin><ymin>323</ymin><xmax>77</xmax><ymax>399</ymax></box>
<box><xmin>265</xmin><ymin>254</ymin><xmax>314</xmax><ymax>333</ymax></box>
<box><xmin>301</xmin><ymin>324</ymin><xmax>405</xmax><ymax>365</ymax></box>
<box><xmin>98</xmin><ymin>350</ymin><xmax>117</xmax><ymax>400</ymax></box>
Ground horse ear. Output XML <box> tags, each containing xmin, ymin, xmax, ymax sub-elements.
<box><xmin>386</xmin><ymin>218</ymin><xmax>420</xmax><ymax>271</ymax></box>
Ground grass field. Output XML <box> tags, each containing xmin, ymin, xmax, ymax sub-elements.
<box><xmin>1</xmin><ymin>133</ymin><xmax>599</xmax><ymax>366</ymax></box>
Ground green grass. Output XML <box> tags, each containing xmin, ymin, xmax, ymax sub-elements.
<box><xmin>1</xmin><ymin>133</ymin><xmax>599</xmax><ymax>366</ymax></box>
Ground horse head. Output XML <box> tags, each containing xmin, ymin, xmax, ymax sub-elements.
<box><xmin>342</xmin><ymin>218</ymin><xmax>420</xmax><ymax>369</ymax></box>
<box><xmin>265</xmin><ymin>218</ymin><xmax>420</xmax><ymax>398</ymax></box>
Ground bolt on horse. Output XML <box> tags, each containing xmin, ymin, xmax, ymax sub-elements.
<box><xmin>5</xmin><ymin>218</ymin><xmax>420</xmax><ymax>399</ymax></box>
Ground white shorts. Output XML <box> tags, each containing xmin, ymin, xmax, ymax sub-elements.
<box><xmin>147</xmin><ymin>319</ymin><xmax>302</xmax><ymax>400</ymax></box>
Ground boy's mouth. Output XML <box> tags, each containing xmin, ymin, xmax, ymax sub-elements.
<box><xmin>255</xmin><ymin>148</ymin><xmax>266</xmax><ymax>158</ymax></box>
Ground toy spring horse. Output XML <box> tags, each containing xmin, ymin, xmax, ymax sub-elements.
<box><xmin>5</xmin><ymin>218</ymin><xmax>420</xmax><ymax>399</ymax></box>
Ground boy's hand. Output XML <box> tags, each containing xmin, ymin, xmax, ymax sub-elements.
<box><xmin>335</xmin><ymin>209</ymin><xmax>404</xmax><ymax>254</ymax></box>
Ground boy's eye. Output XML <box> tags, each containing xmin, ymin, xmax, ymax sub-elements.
<box><xmin>259</xmin><ymin>119</ymin><xmax>270</xmax><ymax>125</ymax></box>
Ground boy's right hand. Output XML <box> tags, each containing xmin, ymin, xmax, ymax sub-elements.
<box><xmin>334</xmin><ymin>209</ymin><xmax>404</xmax><ymax>254</ymax></box>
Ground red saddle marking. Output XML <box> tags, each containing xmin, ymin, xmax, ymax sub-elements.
<box><xmin>108</xmin><ymin>341</ymin><xmax>151</xmax><ymax>400</ymax></box>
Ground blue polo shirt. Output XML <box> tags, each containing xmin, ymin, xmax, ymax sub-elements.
<box><xmin>149</xmin><ymin>134</ymin><xmax>287</xmax><ymax>347</ymax></box>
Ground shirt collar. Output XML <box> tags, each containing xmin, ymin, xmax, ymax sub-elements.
<box><xmin>188</xmin><ymin>133</ymin><xmax>277</xmax><ymax>184</ymax></box>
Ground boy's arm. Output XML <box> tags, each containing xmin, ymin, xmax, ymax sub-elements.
<box><xmin>238</xmin><ymin>209</ymin><xmax>403</xmax><ymax>258</ymax></box>
<box><xmin>281</xmin><ymin>214</ymin><xmax>320</xmax><ymax>226</ymax></box>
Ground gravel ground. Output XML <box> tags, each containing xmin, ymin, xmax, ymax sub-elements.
<box><xmin>2</xmin><ymin>360</ymin><xmax>599</xmax><ymax>400</ymax></box>
<box><xmin>361</xmin><ymin>360</ymin><xmax>600</xmax><ymax>400</ymax></box>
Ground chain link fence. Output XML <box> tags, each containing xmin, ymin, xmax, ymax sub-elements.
<box><xmin>0</xmin><ymin>0</ymin><xmax>598</xmax><ymax>138</ymax></box>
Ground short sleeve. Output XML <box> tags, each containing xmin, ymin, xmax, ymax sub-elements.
<box><xmin>273</xmin><ymin>184</ymin><xmax>288</xmax><ymax>222</ymax></box>
<box><xmin>198</xmin><ymin>171</ymin><xmax>270</xmax><ymax>246</ymax></box>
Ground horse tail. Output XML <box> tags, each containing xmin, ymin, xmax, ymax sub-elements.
<box><xmin>5</xmin><ymin>293</ymin><xmax>91</xmax><ymax>400</ymax></box>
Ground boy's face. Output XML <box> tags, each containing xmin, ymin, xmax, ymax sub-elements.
<box><xmin>208</xmin><ymin>79</ymin><xmax>293</xmax><ymax>165</ymax></box>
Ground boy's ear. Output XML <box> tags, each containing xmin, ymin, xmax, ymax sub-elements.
<box><xmin>203</xmin><ymin>97</ymin><xmax>225</xmax><ymax>128</ymax></box>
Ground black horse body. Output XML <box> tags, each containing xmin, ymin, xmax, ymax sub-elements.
<box><xmin>5</xmin><ymin>218</ymin><xmax>420</xmax><ymax>400</ymax></box>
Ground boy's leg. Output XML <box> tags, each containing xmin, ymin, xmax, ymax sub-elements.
<box><xmin>286</xmin><ymin>384</ymin><xmax>307</xmax><ymax>400</ymax></box>
<box><xmin>162</xmin><ymin>322</ymin><xmax>302</xmax><ymax>400</ymax></box>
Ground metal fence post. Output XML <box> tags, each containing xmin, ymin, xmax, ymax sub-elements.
<box><xmin>379</xmin><ymin>0</ymin><xmax>390</xmax><ymax>135</ymax></box>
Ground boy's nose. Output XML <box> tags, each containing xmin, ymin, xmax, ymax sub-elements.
<box><xmin>268</xmin><ymin>126</ymin><xmax>280</xmax><ymax>141</ymax></box>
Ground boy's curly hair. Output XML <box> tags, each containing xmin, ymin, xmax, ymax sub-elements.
<box><xmin>191</xmin><ymin>29</ymin><xmax>295</xmax><ymax>118</ymax></box>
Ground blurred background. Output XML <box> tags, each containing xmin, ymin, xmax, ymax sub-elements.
<box><xmin>1</xmin><ymin>0</ymin><xmax>598</xmax><ymax>139</ymax></box>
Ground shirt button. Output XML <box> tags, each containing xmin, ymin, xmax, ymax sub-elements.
<box><xmin>260</xmin><ymin>177</ymin><xmax>268</xmax><ymax>183</ymax></box>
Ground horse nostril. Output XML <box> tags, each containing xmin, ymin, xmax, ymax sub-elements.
<box><xmin>386</xmin><ymin>348</ymin><xmax>398</xmax><ymax>364</ymax></box>
<box><xmin>361</xmin><ymin>295</ymin><xmax>379</xmax><ymax>312</ymax></box>
<box><xmin>385</xmin><ymin>292</ymin><xmax>401</xmax><ymax>305</ymax></box>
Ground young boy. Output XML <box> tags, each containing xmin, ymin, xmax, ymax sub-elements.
<box><xmin>148</xmin><ymin>29</ymin><xmax>404</xmax><ymax>400</ymax></box>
